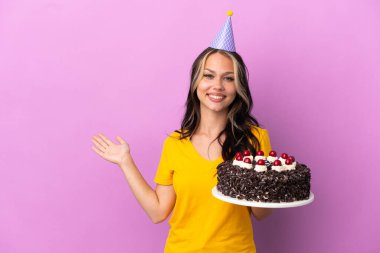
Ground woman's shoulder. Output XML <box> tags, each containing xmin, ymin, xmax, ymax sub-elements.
<box><xmin>250</xmin><ymin>126</ymin><xmax>269</xmax><ymax>139</ymax></box>
<box><xmin>163</xmin><ymin>129</ymin><xmax>188</xmax><ymax>145</ymax></box>
<box><xmin>168</xmin><ymin>129</ymin><xmax>188</xmax><ymax>138</ymax></box>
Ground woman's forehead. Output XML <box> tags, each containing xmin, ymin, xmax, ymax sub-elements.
<box><xmin>204</xmin><ymin>53</ymin><xmax>234</xmax><ymax>73</ymax></box>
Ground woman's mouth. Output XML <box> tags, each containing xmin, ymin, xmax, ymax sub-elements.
<box><xmin>208</xmin><ymin>94</ymin><xmax>226</xmax><ymax>102</ymax></box>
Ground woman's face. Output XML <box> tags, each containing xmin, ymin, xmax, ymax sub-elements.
<box><xmin>196</xmin><ymin>52</ymin><xmax>237</xmax><ymax>115</ymax></box>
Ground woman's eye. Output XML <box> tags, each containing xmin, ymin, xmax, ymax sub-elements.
<box><xmin>203</xmin><ymin>74</ymin><xmax>234</xmax><ymax>81</ymax></box>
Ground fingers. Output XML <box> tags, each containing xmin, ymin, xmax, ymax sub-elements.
<box><xmin>116</xmin><ymin>136</ymin><xmax>126</xmax><ymax>144</ymax></box>
<box><xmin>98</xmin><ymin>133</ymin><xmax>112</xmax><ymax>146</ymax></box>
<box><xmin>91</xmin><ymin>145</ymin><xmax>105</xmax><ymax>157</ymax></box>
<box><xmin>92</xmin><ymin>133</ymin><xmax>111</xmax><ymax>148</ymax></box>
<box><xmin>91</xmin><ymin>138</ymin><xmax>106</xmax><ymax>152</ymax></box>
<box><xmin>92</xmin><ymin>136</ymin><xmax>108</xmax><ymax>150</ymax></box>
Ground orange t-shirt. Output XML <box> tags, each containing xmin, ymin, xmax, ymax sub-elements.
<box><xmin>154</xmin><ymin>127</ymin><xmax>272</xmax><ymax>253</ymax></box>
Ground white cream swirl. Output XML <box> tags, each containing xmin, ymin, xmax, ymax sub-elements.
<box><xmin>244</xmin><ymin>155</ymin><xmax>254</xmax><ymax>161</ymax></box>
<box><xmin>254</xmin><ymin>164</ymin><xmax>267</xmax><ymax>172</ymax></box>
<box><xmin>254</xmin><ymin>155</ymin><xmax>266</xmax><ymax>162</ymax></box>
<box><xmin>267</xmin><ymin>156</ymin><xmax>277</xmax><ymax>163</ymax></box>
<box><xmin>232</xmin><ymin>160</ymin><xmax>253</xmax><ymax>169</ymax></box>
<box><xmin>284</xmin><ymin>162</ymin><xmax>297</xmax><ymax>171</ymax></box>
<box><xmin>279</xmin><ymin>157</ymin><xmax>287</xmax><ymax>165</ymax></box>
<box><xmin>271</xmin><ymin>165</ymin><xmax>284</xmax><ymax>172</ymax></box>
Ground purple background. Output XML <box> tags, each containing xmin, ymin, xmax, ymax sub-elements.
<box><xmin>1</xmin><ymin>0</ymin><xmax>379</xmax><ymax>252</ymax></box>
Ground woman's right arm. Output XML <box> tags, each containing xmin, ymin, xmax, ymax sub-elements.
<box><xmin>118</xmin><ymin>155</ymin><xmax>176</xmax><ymax>224</ymax></box>
<box><xmin>91</xmin><ymin>133</ymin><xmax>176</xmax><ymax>224</ymax></box>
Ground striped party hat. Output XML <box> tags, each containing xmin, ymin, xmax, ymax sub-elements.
<box><xmin>210</xmin><ymin>11</ymin><xmax>236</xmax><ymax>52</ymax></box>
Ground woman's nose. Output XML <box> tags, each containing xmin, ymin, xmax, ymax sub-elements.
<box><xmin>212</xmin><ymin>77</ymin><xmax>225</xmax><ymax>90</ymax></box>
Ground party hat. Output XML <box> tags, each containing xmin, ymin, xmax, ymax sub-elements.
<box><xmin>210</xmin><ymin>11</ymin><xmax>236</xmax><ymax>52</ymax></box>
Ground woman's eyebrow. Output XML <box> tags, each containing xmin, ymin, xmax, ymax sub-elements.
<box><xmin>204</xmin><ymin>68</ymin><xmax>234</xmax><ymax>74</ymax></box>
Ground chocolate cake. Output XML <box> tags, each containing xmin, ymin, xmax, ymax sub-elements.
<box><xmin>216</xmin><ymin>150</ymin><xmax>311</xmax><ymax>203</ymax></box>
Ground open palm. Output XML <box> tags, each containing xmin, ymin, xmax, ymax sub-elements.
<box><xmin>91</xmin><ymin>133</ymin><xmax>130</xmax><ymax>165</ymax></box>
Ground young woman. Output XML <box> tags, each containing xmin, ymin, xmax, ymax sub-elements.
<box><xmin>91</xmin><ymin>47</ymin><xmax>273</xmax><ymax>253</ymax></box>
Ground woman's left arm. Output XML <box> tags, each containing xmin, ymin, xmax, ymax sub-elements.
<box><xmin>251</xmin><ymin>207</ymin><xmax>273</xmax><ymax>221</ymax></box>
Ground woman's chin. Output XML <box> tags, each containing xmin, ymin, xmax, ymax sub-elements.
<box><xmin>203</xmin><ymin>105</ymin><xmax>229</xmax><ymax>114</ymax></box>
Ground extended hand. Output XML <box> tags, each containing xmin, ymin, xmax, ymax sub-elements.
<box><xmin>91</xmin><ymin>133</ymin><xmax>130</xmax><ymax>165</ymax></box>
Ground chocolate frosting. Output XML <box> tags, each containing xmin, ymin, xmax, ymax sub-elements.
<box><xmin>216</xmin><ymin>160</ymin><xmax>311</xmax><ymax>202</ymax></box>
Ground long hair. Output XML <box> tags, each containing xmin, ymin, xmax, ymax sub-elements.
<box><xmin>174</xmin><ymin>47</ymin><xmax>261</xmax><ymax>161</ymax></box>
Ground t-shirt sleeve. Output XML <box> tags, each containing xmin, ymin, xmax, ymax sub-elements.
<box><xmin>154</xmin><ymin>137</ymin><xmax>174</xmax><ymax>185</ymax></box>
<box><xmin>259</xmin><ymin>128</ymin><xmax>272</xmax><ymax>156</ymax></box>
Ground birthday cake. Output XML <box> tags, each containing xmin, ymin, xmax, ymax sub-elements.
<box><xmin>216</xmin><ymin>150</ymin><xmax>311</xmax><ymax>203</ymax></box>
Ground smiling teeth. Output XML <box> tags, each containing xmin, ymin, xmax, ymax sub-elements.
<box><xmin>209</xmin><ymin>95</ymin><xmax>224</xmax><ymax>99</ymax></box>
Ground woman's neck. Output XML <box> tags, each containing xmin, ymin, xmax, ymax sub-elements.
<box><xmin>196</xmin><ymin>107</ymin><xmax>228</xmax><ymax>138</ymax></box>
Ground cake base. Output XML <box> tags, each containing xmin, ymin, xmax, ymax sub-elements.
<box><xmin>212</xmin><ymin>186</ymin><xmax>314</xmax><ymax>208</ymax></box>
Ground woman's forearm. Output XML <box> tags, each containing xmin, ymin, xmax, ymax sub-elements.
<box><xmin>251</xmin><ymin>207</ymin><xmax>273</xmax><ymax>221</ymax></box>
<box><xmin>118</xmin><ymin>155</ymin><xmax>162</xmax><ymax>223</ymax></box>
